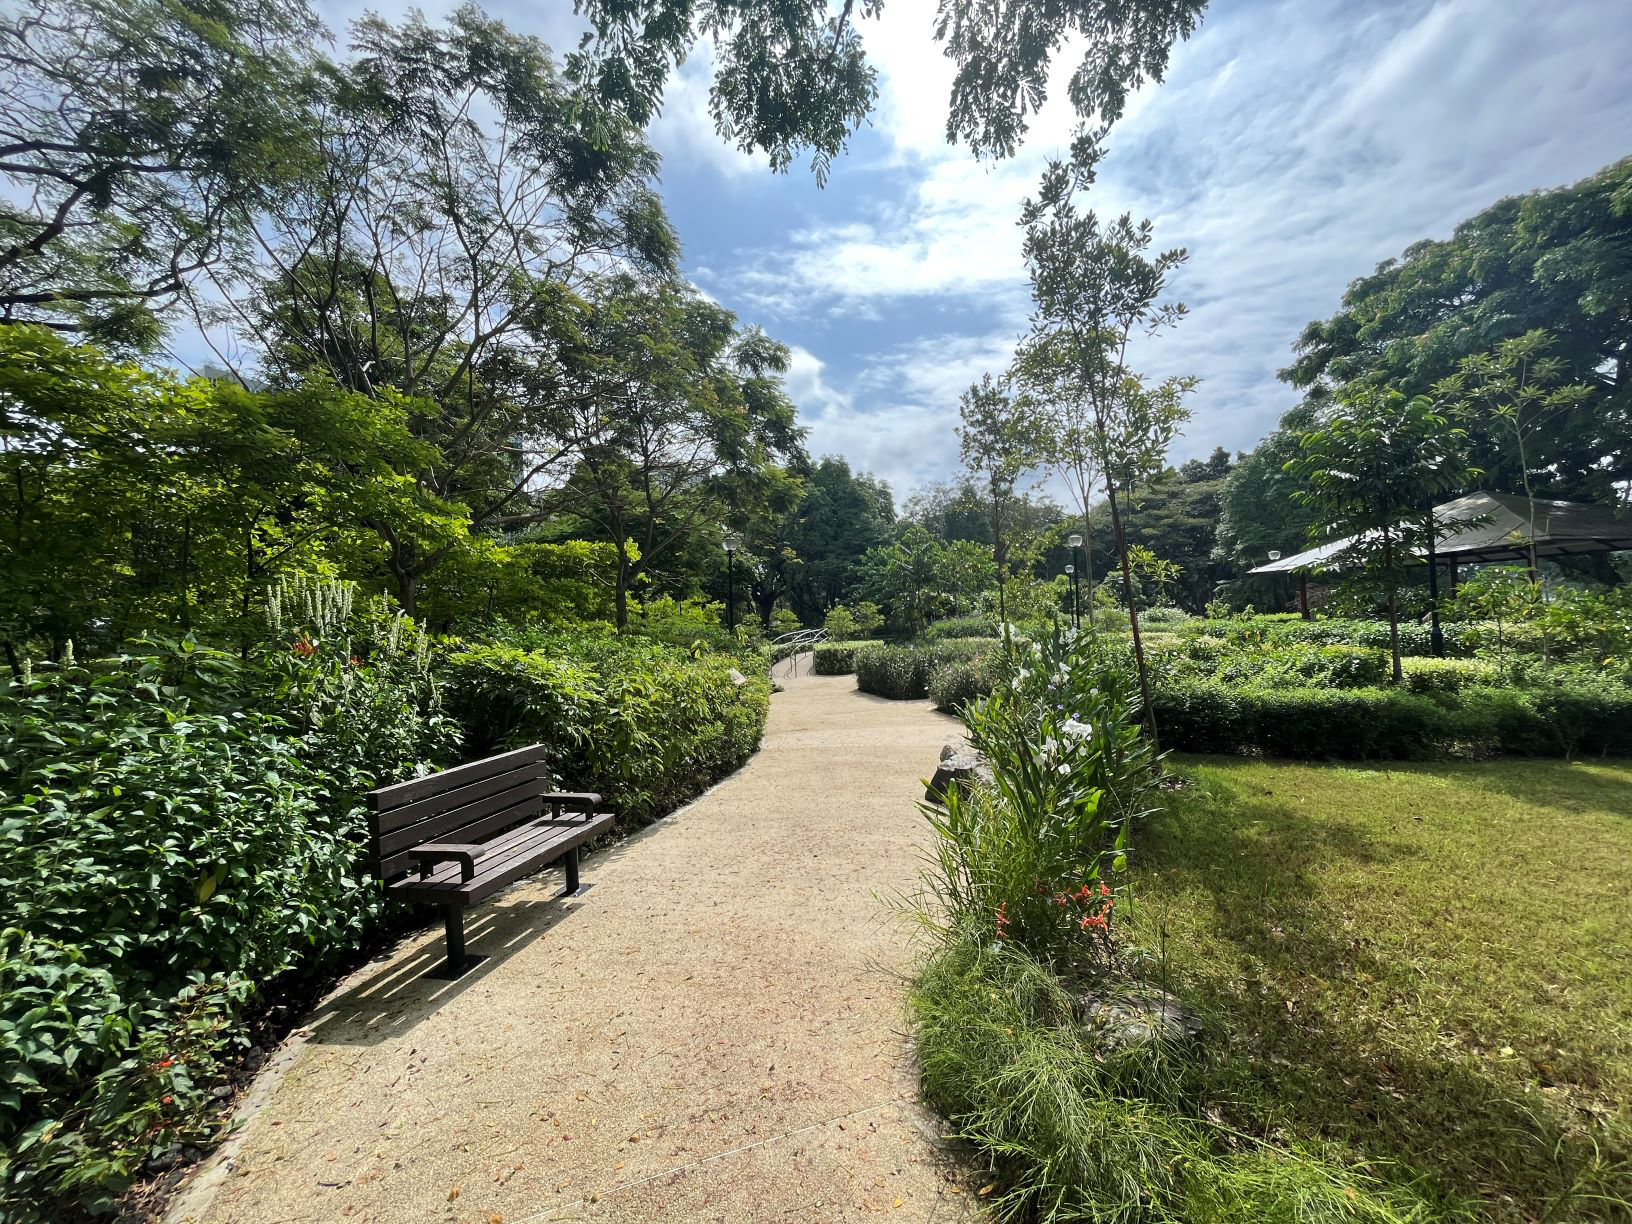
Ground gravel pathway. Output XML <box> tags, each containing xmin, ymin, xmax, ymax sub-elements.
<box><xmin>169</xmin><ymin>668</ymin><xmax>978</xmax><ymax>1224</ymax></box>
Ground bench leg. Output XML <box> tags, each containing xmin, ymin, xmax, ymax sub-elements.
<box><xmin>444</xmin><ymin>907</ymin><xmax>466</xmax><ymax>967</ymax></box>
<box><xmin>424</xmin><ymin>907</ymin><xmax>485</xmax><ymax>980</ymax></box>
<box><xmin>555</xmin><ymin>846</ymin><xmax>590</xmax><ymax>899</ymax></box>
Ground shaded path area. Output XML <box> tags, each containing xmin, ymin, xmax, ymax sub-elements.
<box><xmin>170</xmin><ymin>670</ymin><xmax>976</xmax><ymax>1223</ymax></box>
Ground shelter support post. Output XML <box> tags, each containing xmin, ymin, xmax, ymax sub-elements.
<box><xmin>1298</xmin><ymin>573</ymin><xmax>1310</xmax><ymax>620</ymax></box>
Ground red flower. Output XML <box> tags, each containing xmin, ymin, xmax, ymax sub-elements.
<box><xmin>161</xmin><ymin>1095</ymin><xmax>174</xmax><ymax>1105</ymax></box>
<box><xmin>995</xmin><ymin>901</ymin><xmax>1011</xmax><ymax>939</ymax></box>
<box><xmin>1098</xmin><ymin>880</ymin><xmax>1111</xmax><ymax>898</ymax></box>
<box><xmin>291</xmin><ymin>635</ymin><xmax>316</xmax><ymax>657</ymax></box>
<box><xmin>153</xmin><ymin>1058</ymin><xmax>174</xmax><ymax>1070</ymax></box>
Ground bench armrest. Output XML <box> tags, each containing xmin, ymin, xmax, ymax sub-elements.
<box><xmin>542</xmin><ymin>792</ymin><xmax>602</xmax><ymax>819</ymax></box>
<box><xmin>409</xmin><ymin>842</ymin><xmax>485</xmax><ymax>881</ymax></box>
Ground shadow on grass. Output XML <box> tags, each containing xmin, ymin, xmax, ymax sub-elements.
<box><xmin>1135</xmin><ymin>760</ymin><xmax>1632</xmax><ymax>1221</ymax></box>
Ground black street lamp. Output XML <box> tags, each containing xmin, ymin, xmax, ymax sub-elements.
<box><xmin>1067</xmin><ymin>532</ymin><xmax>1084</xmax><ymax>628</ymax></box>
<box><xmin>722</xmin><ymin>532</ymin><xmax>740</xmax><ymax>633</ymax></box>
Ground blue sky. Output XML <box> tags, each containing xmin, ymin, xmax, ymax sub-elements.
<box><xmin>307</xmin><ymin>0</ymin><xmax>1632</xmax><ymax>500</ymax></box>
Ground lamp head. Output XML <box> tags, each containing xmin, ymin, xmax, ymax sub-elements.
<box><xmin>722</xmin><ymin>532</ymin><xmax>741</xmax><ymax>554</ymax></box>
<box><xmin>1067</xmin><ymin>532</ymin><xmax>1083</xmax><ymax>549</ymax></box>
<box><xmin>1065</xmin><ymin>563</ymin><xmax>1075</xmax><ymax>575</ymax></box>
<box><xmin>1268</xmin><ymin>549</ymin><xmax>1282</xmax><ymax>562</ymax></box>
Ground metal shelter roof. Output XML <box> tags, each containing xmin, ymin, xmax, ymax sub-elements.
<box><xmin>1248</xmin><ymin>491</ymin><xmax>1632</xmax><ymax>575</ymax></box>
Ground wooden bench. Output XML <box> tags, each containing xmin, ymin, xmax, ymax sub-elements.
<box><xmin>367</xmin><ymin>745</ymin><xmax>613</xmax><ymax>976</ymax></box>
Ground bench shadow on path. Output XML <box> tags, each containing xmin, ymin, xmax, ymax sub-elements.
<box><xmin>303</xmin><ymin>803</ymin><xmax>696</xmax><ymax>1049</ymax></box>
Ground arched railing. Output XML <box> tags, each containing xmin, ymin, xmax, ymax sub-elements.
<box><xmin>768</xmin><ymin>627</ymin><xmax>828</xmax><ymax>676</ymax></box>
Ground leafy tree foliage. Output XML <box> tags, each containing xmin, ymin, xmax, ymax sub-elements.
<box><xmin>1282</xmin><ymin>156</ymin><xmax>1632</xmax><ymax>502</ymax></box>
<box><xmin>573</xmin><ymin>0</ymin><xmax>1208</xmax><ymax>176</ymax></box>
<box><xmin>557</xmin><ymin>276</ymin><xmax>805</xmax><ymax>628</ymax></box>
<box><xmin>1287</xmin><ymin>388</ymin><xmax>1475</xmax><ymax>680</ymax></box>
<box><xmin>0</xmin><ymin>0</ymin><xmax>319</xmax><ymax>345</ymax></box>
<box><xmin>959</xmin><ymin>374</ymin><xmax>1046</xmax><ymax>626</ymax></box>
<box><xmin>0</xmin><ymin>326</ymin><xmax>437</xmax><ymax>663</ymax></box>
<box><xmin>204</xmin><ymin>7</ymin><xmax>678</xmax><ymax>612</ymax></box>
<box><xmin>779</xmin><ymin>456</ymin><xmax>895</xmax><ymax>622</ymax></box>
<box><xmin>1021</xmin><ymin>175</ymin><xmax>1196</xmax><ymax>733</ymax></box>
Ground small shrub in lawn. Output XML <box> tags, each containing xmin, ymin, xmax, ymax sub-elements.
<box><xmin>811</xmin><ymin>640</ymin><xmax>883</xmax><ymax>675</ymax></box>
<box><xmin>1401</xmin><ymin>657</ymin><xmax>1501</xmax><ymax>694</ymax></box>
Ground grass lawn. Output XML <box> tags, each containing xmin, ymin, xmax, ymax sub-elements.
<box><xmin>1128</xmin><ymin>756</ymin><xmax>1632</xmax><ymax>1221</ymax></box>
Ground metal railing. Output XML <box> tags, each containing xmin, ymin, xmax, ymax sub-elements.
<box><xmin>768</xmin><ymin>627</ymin><xmax>828</xmax><ymax>677</ymax></box>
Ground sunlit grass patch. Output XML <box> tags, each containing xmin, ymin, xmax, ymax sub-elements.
<box><xmin>1126</xmin><ymin>756</ymin><xmax>1632</xmax><ymax>1220</ymax></box>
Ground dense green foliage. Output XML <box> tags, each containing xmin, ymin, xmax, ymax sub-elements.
<box><xmin>810</xmin><ymin>640</ymin><xmax>884</xmax><ymax>675</ymax></box>
<box><xmin>0</xmin><ymin>589</ymin><xmax>455</xmax><ymax>1211</ymax></box>
<box><xmin>853</xmin><ymin>640</ymin><xmax>992</xmax><ymax>701</ymax></box>
<box><xmin>442</xmin><ymin>634</ymin><xmax>769</xmax><ymax>826</ymax></box>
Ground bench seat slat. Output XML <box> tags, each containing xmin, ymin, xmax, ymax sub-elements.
<box><xmin>399</xmin><ymin>819</ymin><xmax>585</xmax><ymax>890</ymax></box>
<box><xmin>388</xmin><ymin>813</ymin><xmax>612</xmax><ymax>907</ymax></box>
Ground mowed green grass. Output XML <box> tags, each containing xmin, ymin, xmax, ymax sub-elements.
<box><xmin>1127</xmin><ymin>757</ymin><xmax>1632</xmax><ymax>1220</ymax></box>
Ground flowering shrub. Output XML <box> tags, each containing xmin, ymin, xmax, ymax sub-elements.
<box><xmin>922</xmin><ymin>623</ymin><xmax>1157</xmax><ymax>965</ymax></box>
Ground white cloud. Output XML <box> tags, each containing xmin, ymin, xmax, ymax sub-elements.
<box><xmin>707</xmin><ymin>0</ymin><xmax>1632</xmax><ymax>492</ymax></box>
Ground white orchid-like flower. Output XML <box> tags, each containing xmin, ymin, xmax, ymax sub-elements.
<box><xmin>1062</xmin><ymin>718</ymin><xmax>1093</xmax><ymax>739</ymax></box>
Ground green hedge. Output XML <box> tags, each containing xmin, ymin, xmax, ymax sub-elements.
<box><xmin>1152</xmin><ymin>679</ymin><xmax>1632</xmax><ymax>759</ymax></box>
<box><xmin>441</xmin><ymin>634</ymin><xmax>770</xmax><ymax>825</ymax></box>
<box><xmin>920</xmin><ymin>615</ymin><xmax>998</xmax><ymax>641</ymax></box>
<box><xmin>1400</xmin><ymin>656</ymin><xmax>1501</xmax><ymax>694</ymax></box>
<box><xmin>810</xmin><ymin>640</ymin><xmax>883</xmax><ymax>675</ymax></box>
<box><xmin>855</xmin><ymin>640</ymin><xmax>993</xmax><ymax>701</ymax></box>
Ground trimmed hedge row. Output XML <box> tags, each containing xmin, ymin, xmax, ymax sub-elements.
<box><xmin>854</xmin><ymin>640</ymin><xmax>992</xmax><ymax>700</ymax></box>
<box><xmin>1152</xmin><ymin>679</ymin><xmax>1632</xmax><ymax>759</ymax></box>
<box><xmin>811</xmin><ymin>640</ymin><xmax>884</xmax><ymax>675</ymax></box>
<box><xmin>1177</xmin><ymin>616</ymin><xmax>1548</xmax><ymax>659</ymax></box>
<box><xmin>442</xmin><ymin>635</ymin><xmax>771</xmax><ymax>825</ymax></box>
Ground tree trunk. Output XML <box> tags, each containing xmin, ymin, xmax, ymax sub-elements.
<box><xmin>613</xmin><ymin>546</ymin><xmax>631</xmax><ymax>631</ymax></box>
<box><xmin>1105</xmin><ymin>477</ymin><xmax>1158</xmax><ymax>749</ymax></box>
<box><xmin>1081</xmin><ymin>510</ymin><xmax>1095</xmax><ymax>628</ymax></box>
<box><xmin>1382</xmin><ymin>523</ymin><xmax>1402</xmax><ymax>682</ymax></box>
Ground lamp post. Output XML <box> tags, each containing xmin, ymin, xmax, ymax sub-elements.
<box><xmin>1067</xmin><ymin>532</ymin><xmax>1084</xmax><ymax>627</ymax></box>
<box><xmin>722</xmin><ymin>532</ymin><xmax>740</xmax><ymax>634</ymax></box>
<box><xmin>1267</xmin><ymin>550</ymin><xmax>1284</xmax><ymax>616</ymax></box>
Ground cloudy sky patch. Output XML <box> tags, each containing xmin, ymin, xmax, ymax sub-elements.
<box><xmin>293</xmin><ymin>0</ymin><xmax>1632</xmax><ymax>498</ymax></box>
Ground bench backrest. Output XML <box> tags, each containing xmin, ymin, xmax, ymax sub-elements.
<box><xmin>367</xmin><ymin>745</ymin><xmax>548</xmax><ymax>882</ymax></box>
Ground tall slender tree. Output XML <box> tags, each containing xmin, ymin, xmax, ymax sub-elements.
<box><xmin>1020</xmin><ymin>167</ymin><xmax>1195</xmax><ymax>737</ymax></box>
<box><xmin>958</xmin><ymin>374</ymin><xmax>1047</xmax><ymax>633</ymax></box>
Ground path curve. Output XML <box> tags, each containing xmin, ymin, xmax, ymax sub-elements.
<box><xmin>170</xmin><ymin>671</ymin><xmax>977</xmax><ymax>1223</ymax></box>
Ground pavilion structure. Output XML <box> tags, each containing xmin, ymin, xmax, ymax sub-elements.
<box><xmin>1247</xmin><ymin>491</ymin><xmax>1632</xmax><ymax>648</ymax></box>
